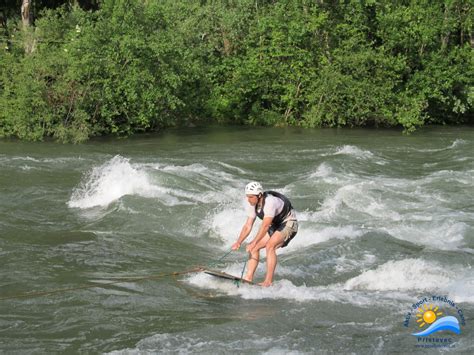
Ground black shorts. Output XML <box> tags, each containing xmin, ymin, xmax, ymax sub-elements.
<box><xmin>268</xmin><ymin>220</ymin><xmax>298</xmax><ymax>248</ymax></box>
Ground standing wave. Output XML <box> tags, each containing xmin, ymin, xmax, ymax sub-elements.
<box><xmin>67</xmin><ymin>155</ymin><xmax>173</xmax><ymax>208</ymax></box>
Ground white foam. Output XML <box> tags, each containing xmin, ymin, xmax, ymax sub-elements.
<box><xmin>328</xmin><ymin>144</ymin><xmax>388</xmax><ymax>165</ymax></box>
<box><xmin>344</xmin><ymin>258</ymin><xmax>474</xmax><ymax>303</ymax></box>
<box><xmin>20</xmin><ymin>165</ymin><xmax>34</xmax><ymax>171</ymax></box>
<box><xmin>187</xmin><ymin>258</ymin><xmax>474</xmax><ymax>305</ymax></box>
<box><xmin>447</xmin><ymin>275</ymin><xmax>474</xmax><ymax>304</ymax></box>
<box><xmin>68</xmin><ymin>155</ymin><xmax>177</xmax><ymax>208</ymax></box>
<box><xmin>161</xmin><ymin>162</ymin><xmax>208</xmax><ymax>173</ymax></box>
<box><xmin>310</xmin><ymin>182</ymin><xmax>401</xmax><ymax>222</ymax></box>
<box><xmin>333</xmin><ymin>145</ymin><xmax>374</xmax><ymax>159</ymax></box>
<box><xmin>107</xmin><ymin>332</ymin><xmax>305</xmax><ymax>355</ymax></box>
<box><xmin>157</xmin><ymin>161</ymin><xmax>240</xmax><ymax>188</ymax></box>
<box><xmin>210</xmin><ymin>206</ymin><xmax>249</xmax><ymax>247</ymax></box>
<box><xmin>11</xmin><ymin>156</ymin><xmax>42</xmax><ymax>162</ymax></box>
<box><xmin>381</xmin><ymin>221</ymin><xmax>467</xmax><ymax>250</ymax></box>
<box><xmin>288</xmin><ymin>225</ymin><xmax>364</xmax><ymax>251</ymax></box>
<box><xmin>11</xmin><ymin>156</ymin><xmax>88</xmax><ymax>164</ymax></box>
<box><xmin>333</xmin><ymin>253</ymin><xmax>377</xmax><ymax>275</ymax></box>
<box><xmin>185</xmin><ymin>270</ymin><xmax>409</xmax><ymax>307</ymax></box>
<box><xmin>427</xmin><ymin>169</ymin><xmax>474</xmax><ymax>185</ymax></box>
<box><xmin>449</xmin><ymin>138</ymin><xmax>467</xmax><ymax>149</ymax></box>
<box><xmin>415</xmin><ymin>139</ymin><xmax>468</xmax><ymax>152</ymax></box>
<box><xmin>214</xmin><ymin>161</ymin><xmax>247</xmax><ymax>174</ymax></box>
<box><xmin>309</xmin><ymin>162</ymin><xmax>333</xmax><ymax>178</ymax></box>
<box><xmin>297</xmin><ymin>167</ymin><xmax>471</xmax><ymax>251</ymax></box>
<box><xmin>344</xmin><ymin>259</ymin><xmax>453</xmax><ymax>292</ymax></box>
<box><xmin>146</xmin><ymin>161</ymin><xmax>241</xmax><ymax>204</ymax></box>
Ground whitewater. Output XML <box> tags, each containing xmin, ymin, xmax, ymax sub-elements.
<box><xmin>1</xmin><ymin>126</ymin><xmax>472</xmax><ymax>353</ymax></box>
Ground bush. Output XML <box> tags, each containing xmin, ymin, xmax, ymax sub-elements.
<box><xmin>0</xmin><ymin>0</ymin><xmax>472</xmax><ymax>142</ymax></box>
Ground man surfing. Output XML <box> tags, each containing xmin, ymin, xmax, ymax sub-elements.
<box><xmin>231</xmin><ymin>182</ymin><xmax>298</xmax><ymax>287</ymax></box>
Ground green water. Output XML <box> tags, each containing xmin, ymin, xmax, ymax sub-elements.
<box><xmin>1</xmin><ymin>126</ymin><xmax>473</xmax><ymax>353</ymax></box>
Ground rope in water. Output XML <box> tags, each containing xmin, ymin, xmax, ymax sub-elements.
<box><xmin>0</xmin><ymin>267</ymin><xmax>205</xmax><ymax>301</ymax></box>
<box><xmin>0</xmin><ymin>250</ymin><xmax>236</xmax><ymax>301</ymax></box>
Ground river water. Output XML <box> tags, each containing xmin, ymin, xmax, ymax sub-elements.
<box><xmin>1</xmin><ymin>126</ymin><xmax>473</xmax><ymax>353</ymax></box>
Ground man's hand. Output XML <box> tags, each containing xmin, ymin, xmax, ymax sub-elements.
<box><xmin>233</xmin><ymin>217</ymin><xmax>255</xmax><ymax>252</ymax></box>
<box><xmin>246</xmin><ymin>240</ymin><xmax>256</xmax><ymax>253</ymax></box>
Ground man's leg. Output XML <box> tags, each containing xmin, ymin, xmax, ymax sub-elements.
<box><xmin>244</xmin><ymin>235</ymin><xmax>270</xmax><ymax>282</ymax></box>
<box><xmin>259</xmin><ymin>231</ymin><xmax>285</xmax><ymax>287</ymax></box>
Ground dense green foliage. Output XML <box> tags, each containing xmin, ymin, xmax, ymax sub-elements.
<box><xmin>0</xmin><ymin>0</ymin><xmax>473</xmax><ymax>142</ymax></box>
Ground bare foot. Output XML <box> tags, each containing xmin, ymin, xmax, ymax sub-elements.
<box><xmin>258</xmin><ymin>280</ymin><xmax>273</xmax><ymax>287</ymax></box>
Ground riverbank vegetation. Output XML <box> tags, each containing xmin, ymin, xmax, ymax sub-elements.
<box><xmin>1</xmin><ymin>0</ymin><xmax>473</xmax><ymax>142</ymax></box>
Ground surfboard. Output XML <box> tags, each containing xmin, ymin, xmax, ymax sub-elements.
<box><xmin>203</xmin><ymin>269</ymin><xmax>254</xmax><ymax>285</ymax></box>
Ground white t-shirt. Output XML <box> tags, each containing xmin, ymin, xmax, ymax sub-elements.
<box><xmin>246</xmin><ymin>194</ymin><xmax>296</xmax><ymax>221</ymax></box>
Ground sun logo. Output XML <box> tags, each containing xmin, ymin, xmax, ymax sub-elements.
<box><xmin>416</xmin><ymin>304</ymin><xmax>443</xmax><ymax>328</ymax></box>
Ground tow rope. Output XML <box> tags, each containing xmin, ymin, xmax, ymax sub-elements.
<box><xmin>1</xmin><ymin>250</ymin><xmax>237</xmax><ymax>301</ymax></box>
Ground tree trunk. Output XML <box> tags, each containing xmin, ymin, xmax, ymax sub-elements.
<box><xmin>21</xmin><ymin>0</ymin><xmax>36</xmax><ymax>53</ymax></box>
<box><xmin>440</xmin><ymin>4</ymin><xmax>450</xmax><ymax>51</ymax></box>
<box><xmin>21</xmin><ymin>0</ymin><xmax>31</xmax><ymax>29</ymax></box>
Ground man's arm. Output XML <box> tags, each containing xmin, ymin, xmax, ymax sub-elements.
<box><xmin>232</xmin><ymin>217</ymin><xmax>256</xmax><ymax>250</ymax></box>
<box><xmin>246</xmin><ymin>216</ymin><xmax>273</xmax><ymax>252</ymax></box>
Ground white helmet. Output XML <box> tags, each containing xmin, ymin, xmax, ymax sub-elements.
<box><xmin>245</xmin><ymin>181</ymin><xmax>263</xmax><ymax>195</ymax></box>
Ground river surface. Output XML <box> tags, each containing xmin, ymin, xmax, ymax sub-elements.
<box><xmin>1</xmin><ymin>126</ymin><xmax>473</xmax><ymax>354</ymax></box>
